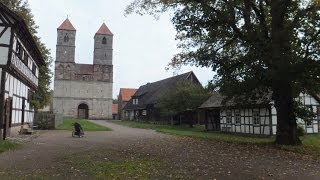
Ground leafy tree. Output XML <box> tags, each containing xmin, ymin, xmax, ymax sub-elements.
<box><xmin>126</xmin><ymin>0</ymin><xmax>320</xmax><ymax>145</ymax></box>
<box><xmin>2</xmin><ymin>0</ymin><xmax>52</xmax><ymax>110</ymax></box>
<box><xmin>155</xmin><ymin>81</ymin><xmax>211</xmax><ymax>126</ymax></box>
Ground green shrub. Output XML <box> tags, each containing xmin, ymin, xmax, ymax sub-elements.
<box><xmin>297</xmin><ymin>126</ymin><xmax>305</xmax><ymax>137</ymax></box>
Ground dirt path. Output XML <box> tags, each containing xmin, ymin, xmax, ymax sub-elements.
<box><xmin>0</xmin><ymin>120</ymin><xmax>319</xmax><ymax>179</ymax></box>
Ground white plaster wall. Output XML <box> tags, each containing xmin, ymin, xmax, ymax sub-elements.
<box><xmin>4</xmin><ymin>73</ymin><xmax>34</xmax><ymax>126</ymax></box>
<box><xmin>220</xmin><ymin>108</ymin><xmax>273</xmax><ymax>135</ymax></box>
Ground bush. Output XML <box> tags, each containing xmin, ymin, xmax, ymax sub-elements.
<box><xmin>297</xmin><ymin>126</ymin><xmax>305</xmax><ymax>137</ymax></box>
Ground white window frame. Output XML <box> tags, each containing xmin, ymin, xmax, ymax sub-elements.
<box><xmin>253</xmin><ymin>110</ymin><xmax>260</xmax><ymax>126</ymax></box>
<box><xmin>226</xmin><ymin>111</ymin><xmax>232</xmax><ymax>124</ymax></box>
<box><xmin>235</xmin><ymin>110</ymin><xmax>241</xmax><ymax>124</ymax></box>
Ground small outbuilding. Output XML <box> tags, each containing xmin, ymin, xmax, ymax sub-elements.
<box><xmin>199</xmin><ymin>92</ymin><xmax>320</xmax><ymax>135</ymax></box>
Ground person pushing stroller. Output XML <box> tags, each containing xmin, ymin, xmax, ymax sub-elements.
<box><xmin>73</xmin><ymin>122</ymin><xmax>84</xmax><ymax>137</ymax></box>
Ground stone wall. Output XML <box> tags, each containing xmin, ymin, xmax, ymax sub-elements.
<box><xmin>34</xmin><ymin>112</ymin><xmax>63</xmax><ymax>129</ymax></box>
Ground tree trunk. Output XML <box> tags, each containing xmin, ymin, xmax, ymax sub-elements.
<box><xmin>270</xmin><ymin>0</ymin><xmax>301</xmax><ymax>145</ymax></box>
<box><xmin>273</xmin><ymin>84</ymin><xmax>301</xmax><ymax>145</ymax></box>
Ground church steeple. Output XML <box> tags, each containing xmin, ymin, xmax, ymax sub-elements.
<box><xmin>95</xmin><ymin>23</ymin><xmax>113</xmax><ymax>36</ymax></box>
<box><xmin>58</xmin><ymin>18</ymin><xmax>76</xmax><ymax>31</ymax></box>
<box><xmin>56</xmin><ymin>18</ymin><xmax>76</xmax><ymax>63</ymax></box>
<box><xmin>93</xmin><ymin>23</ymin><xmax>113</xmax><ymax>65</ymax></box>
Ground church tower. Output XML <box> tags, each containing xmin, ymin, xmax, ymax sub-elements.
<box><xmin>56</xmin><ymin>18</ymin><xmax>76</xmax><ymax>63</ymax></box>
<box><xmin>53</xmin><ymin>19</ymin><xmax>113</xmax><ymax>120</ymax></box>
<box><xmin>93</xmin><ymin>23</ymin><xmax>113</xmax><ymax>65</ymax></box>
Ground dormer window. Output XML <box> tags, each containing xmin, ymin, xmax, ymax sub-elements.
<box><xmin>64</xmin><ymin>34</ymin><xmax>69</xmax><ymax>42</ymax></box>
<box><xmin>133</xmin><ymin>98</ymin><xmax>138</xmax><ymax>105</ymax></box>
<box><xmin>102</xmin><ymin>37</ymin><xmax>107</xmax><ymax>44</ymax></box>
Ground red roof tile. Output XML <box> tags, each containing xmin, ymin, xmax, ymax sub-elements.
<box><xmin>58</xmin><ymin>18</ymin><xmax>76</xmax><ymax>31</ymax></box>
<box><xmin>112</xmin><ymin>104</ymin><xmax>118</xmax><ymax>114</ymax></box>
<box><xmin>96</xmin><ymin>23</ymin><xmax>113</xmax><ymax>35</ymax></box>
<box><xmin>120</xmin><ymin>88</ymin><xmax>137</xmax><ymax>102</ymax></box>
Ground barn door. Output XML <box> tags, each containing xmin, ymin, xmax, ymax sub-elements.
<box><xmin>3</xmin><ymin>97</ymin><xmax>12</xmax><ymax>139</ymax></box>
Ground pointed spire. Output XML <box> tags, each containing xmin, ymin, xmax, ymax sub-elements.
<box><xmin>58</xmin><ymin>18</ymin><xmax>76</xmax><ymax>31</ymax></box>
<box><xmin>96</xmin><ymin>23</ymin><xmax>113</xmax><ymax>35</ymax></box>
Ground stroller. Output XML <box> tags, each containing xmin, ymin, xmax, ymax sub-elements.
<box><xmin>72</xmin><ymin>122</ymin><xmax>84</xmax><ymax>138</ymax></box>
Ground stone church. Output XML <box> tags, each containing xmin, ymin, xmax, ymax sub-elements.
<box><xmin>52</xmin><ymin>19</ymin><xmax>113</xmax><ymax>119</ymax></box>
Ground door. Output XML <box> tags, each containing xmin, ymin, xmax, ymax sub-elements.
<box><xmin>207</xmin><ymin>109</ymin><xmax>220</xmax><ymax>131</ymax></box>
<box><xmin>78</xmin><ymin>103</ymin><xmax>89</xmax><ymax>119</ymax></box>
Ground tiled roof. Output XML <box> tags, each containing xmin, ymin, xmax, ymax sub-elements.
<box><xmin>120</xmin><ymin>88</ymin><xmax>137</xmax><ymax>102</ymax></box>
<box><xmin>112</xmin><ymin>104</ymin><xmax>118</xmax><ymax>115</ymax></box>
<box><xmin>96</xmin><ymin>23</ymin><xmax>113</xmax><ymax>35</ymax></box>
<box><xmin>58</xmin><ymin>18</ymin><xmax>76</xmax><ymax>31</ymax></box>
<box><xmin>123</xmin><ymin>71</ymin><xmax>200</xmax><ymax>110</ymax></box>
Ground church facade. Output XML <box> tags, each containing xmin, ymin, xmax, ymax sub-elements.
<box><xmin>52</xmin><ymin>19</ymin><xmax>113</xmax><ymax>119</ymax></box>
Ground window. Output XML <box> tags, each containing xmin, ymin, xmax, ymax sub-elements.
<box><xmin>23</xmin><ymin>51</ymin><xmax>28</xmax><ymax>65</ymax></box>
<box><xmin>235</xmin><ymin>110</ymin><xmax>241</xmax><ymax>124</ymax></box>
<box><xmin>32</xmin><ymin>63</ymin><xmax>36</xmax><ymax>75</ymax></box>
<box><xmin>102</xmin><ymin>37</ymin><xmax>107</xmax><ymax>44</ymax></box>
<box><xmin>305</xmin><ymin>106</ymin><xmax>314</xmax><ymax>127</ymax></box>
<box><xmin>16</xmin><ymin>42</ymin><xmax>22</xmax><ymax>57</ymax></box>
<box><xmin>306</xmin><ymin>120</ymin><xmax>313</xmax><ymax>127</ymax></box>
<box><xmin>226</xmin><ymin>111</ymin><xmax>232</xmax><ymax>124</ymax></box>
<box><xmin>64</xmin><ymin>34</ymin><xmax>69</xmax><ymax>42</ymax></box>
<box><xmin>253</xmin><ymin>111</ymin><xmax>260</xmax><ymax>125</ymax></box>
<box><xmin>133</xmin><ymin>98</ymin><xmax>139</xmax><ymax>105</ymax></box>
<box><xmin>317</xmin><ymin>106</ymin><xmax>320</xmax><ymax>119</ymax></box>
<box><xmin>142</xmin><ymin>110</ymin><xmax>147</xmax><ymax>116</ymax></box>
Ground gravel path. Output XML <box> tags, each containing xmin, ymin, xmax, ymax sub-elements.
<box><xmin>0</xmin><ymin>120</ymin><xmax>319</xmax><ymax>179</ymax></box>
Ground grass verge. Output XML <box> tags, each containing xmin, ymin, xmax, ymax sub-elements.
<box><xmin>113</xmin><ymin>120</ymin><xmax>320</xmax><ymax>154</ymax></box>
<box><xmin>62</xmin><ymin>149</ymin><xmax>163</xmax><ymax>179</ymax></box>
<box><xmin>57</xmin><ymin>118</ymin><xmax>112</xmax><ymax>131</ymax></box>
<box><xmin>0</xmin><ymin>140</ymin><xmax>20</xmax><ymax>154</ymax></box>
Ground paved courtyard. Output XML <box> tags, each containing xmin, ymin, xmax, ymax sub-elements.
<box><xmin>0</xmin><ymin>120</ymin><xmax>319</xmax><ymax>179</ymax></box>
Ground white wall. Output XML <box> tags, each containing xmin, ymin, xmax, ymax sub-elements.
<box><xmin>220</xmin><ymin>107</ymin><xmax>275</xmax><ymax>135</ymax></box>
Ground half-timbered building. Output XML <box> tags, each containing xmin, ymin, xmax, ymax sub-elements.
<box><xmin>0</xmin><ymin>2</ymin><xmax>44</xmax><ymax>139</ymax></box>
<box><xmin>199</xmin><ymin>92</ymin><xmax>320</xmax><ymax>135</ymax></box>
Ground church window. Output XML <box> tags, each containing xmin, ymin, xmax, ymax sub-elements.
<box><xmin>64</xmin><ymin>34</ymin><xmax>69</xmax><ymax>42</ymax></box>
<box><xmin>102</xmin><ymin>37</ymin><xmax>107</xmax><ymax>44</ymax></box>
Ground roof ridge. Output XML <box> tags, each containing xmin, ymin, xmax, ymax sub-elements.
<box><xmin>142</xmin><ymin>71</ymin><xmax>192</xmax><ymax>86</ymax></box>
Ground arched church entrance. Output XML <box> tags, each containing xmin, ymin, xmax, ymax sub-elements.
<box><xmin>78</xmin><ymin>103</ymin><xmax>89</xmax><ymax>119</ymax></box>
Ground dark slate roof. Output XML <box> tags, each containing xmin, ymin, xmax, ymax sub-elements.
<box><xmin>123</xmin><ymin>71</ymin><xmax>200</xmax><ymax>110</ymax></box>
<box><xmin>199</xmin><ymin>91</ymin><xmax>272</xmax><ymax>109</ymax></box>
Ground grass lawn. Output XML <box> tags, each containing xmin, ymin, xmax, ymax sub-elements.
<box><xmin>57</xmin><ymin>118</ymin><xmax>112</xmax><ymax>131</ymax></box>
<box><xmin>61</xmin><ymin>148</ymin><xmax>163</xmax><ymax>179</ymax></box>
<box><xmin>0</xmin><ymin>140</ymin><xmax>20</xmax><ymax>154</ymax></box>
<box><xmin>113</xmin><ymin>120</ymin><xmax>320</xmax><ymax>154</ymax></box>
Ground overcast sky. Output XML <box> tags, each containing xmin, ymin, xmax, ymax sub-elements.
<box><xmin>28</xmin><ymin>0</ymin><xmax>215</xmax><ymax>98</ymax></box>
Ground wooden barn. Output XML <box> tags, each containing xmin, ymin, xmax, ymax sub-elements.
<box><xmin>123</xmin><ymin>71</ymin><xmax>201</xmax><ymax>123</ymax></box>
<box><xmin>0</xmin><ymin>2</ymin><xmax>44</xmax><ymax>139</ymax></box>
<box><xmin>199</xmin><ymin>92</ymin><xmax>320</xmax><ymax>135</ymax></box>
